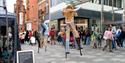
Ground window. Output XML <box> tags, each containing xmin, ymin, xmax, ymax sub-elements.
<box><xmin>116</xmin><ymin>0</ymin><xmax>122</xmax><ymax>8</ymax></box>
<box><xmin>91</xmin><ymin>0</ymin><xmax>94</xmax><ymax>3</ymax></box>
<box><xmin>109</xmin><ymin>0</ymin><xmax>112</xmax><ymax>6</ymax></box>
<box><xmin>114</xmin><ymin>0</ymin><xmax>117</xmax><ymax>7</ymax></box>
<box><xmin>99</xmin><ymin>0</ymin><xmax>101</xmax><ymax>4</ymax></box>
<box><xmin>104</xmin><ymin>0</ymin><xmax>109</xmax><ymax>5</ymax></box>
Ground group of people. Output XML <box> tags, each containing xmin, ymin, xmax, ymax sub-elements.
<box><xmin>19</xmin><ymin>30</ymin><xmax>40</xmax><ymax>46</ymax></box>
<box><xmin>102</xmin><ymin>25</ymin><xmax>125</xmax><ymax>52</ymax></box>
<box><xmin>19</xmin><ymin>4</ymin><xmax>125</xmax><ymax>54</ymax></box>
<box><xmin>57</xmin><ymin>25</ymin><xmax>125</xmax><ymax>52</ymax></box>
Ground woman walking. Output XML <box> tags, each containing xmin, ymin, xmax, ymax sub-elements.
<box><xmin>103</xmin><ymin>27</ymin><xmax>113</xmax><ymax>52</ymax></box>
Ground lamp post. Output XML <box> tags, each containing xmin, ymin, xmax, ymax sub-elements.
<box><xmin>101</xmin><ymin>0</ymin><xmax>104</xmax><ymax>33</ymax></box>
<box><xmin>123</xmin><ymin>0</ymin><xmax>125</xmax><ymax>23</ymax></box>
<box><xmin>112</xmin><ymin>0</ymin><xmax>115</xmax><ymax>24</ymax></box>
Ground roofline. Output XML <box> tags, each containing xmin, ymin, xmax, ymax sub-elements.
<box><xmin>0</xmin><ymin>14</ymin><xmax>16</xmax><ymax>18</ymax></box>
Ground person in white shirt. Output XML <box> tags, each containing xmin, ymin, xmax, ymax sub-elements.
<box><xmin>30</xmin><ymin>36</ymin><xmax>36</xmax><ymax>45</ymax></box>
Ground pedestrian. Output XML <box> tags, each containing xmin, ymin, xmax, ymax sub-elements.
<box><xmin>57</xmin><ymin>28</ymin><xmax>65</xmax><ymax>45</ymax></box>
<box><xmin>70</xmin><ymin>31</ymin><xmax>74</xmax><ymax>48</ymax></box>
<box><xmin>85</xmin><ymin>28</ymin><xmax>91</xmax><ymax>45</ymax></box>
<box><xmin>49</xmin><ymin>26</ymin><xmax>56</xmax><ymax>45</ymax></box>
<box><xmin>24</xmin><ymin>30</ymin><xmax>29</xmax><ymax>44</ymax></box>
<box><xmin>30</xmin><ymin>35</ymin><xmax>36</xmax><ymax>45</ymax></box>
<box><xmin>20</xmin><ymin>33</ymin><xmax>25</xmax><ymax>44</ymax></box>
<box><xmin>115</xmin><ymin>27</ymin><xmax>122</xmax><ymax>47</ymax></box>
<box><xmin>119</xmin><ymin>27</ymin><xmax>125</xmax><ymax>47</ymax></box>
<box><xmin>103</xmin><ymin>27</ymin><xmax>113</xmax><ymax>52</ymax></box>
<box><xmin>34</xmin><ymin>30</ymin><xmax>41</xmax><ymax>48</ymax></box>
<box><xmin>91</xmin><ymin>31</ymin><xmax>97</xmax><ymax>48</ymax></box>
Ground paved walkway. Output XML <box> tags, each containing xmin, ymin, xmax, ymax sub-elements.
<box><xmin>21</xmin><ymin>44</ymin><xmax>125</xmax><ymax>63</ymax></box>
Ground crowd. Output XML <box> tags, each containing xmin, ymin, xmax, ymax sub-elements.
<box><xmin>57</xmin><ymin>25</ymin><xmax>125</xmax><ymax>52</ymax></box>
<box><xmin>19</xmin><ymin>24</ymin><xmax>125</xmax><ymax>53</ymax></box>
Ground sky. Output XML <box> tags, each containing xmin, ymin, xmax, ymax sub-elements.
<box><xmin>6</xmin><ymin>0</ymin><xmax>16</xmax><ymax>13</ymax></box>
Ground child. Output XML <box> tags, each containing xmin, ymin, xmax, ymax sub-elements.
<box><xmin>91</xmin><ymin>31</ymin><xmax>97</xmax><ymax>48</ymax></box>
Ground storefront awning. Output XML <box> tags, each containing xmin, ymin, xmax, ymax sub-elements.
<box><xmin>50</xmin><ymin>2</ymin><xmax>123</xmax><ymax>21</ymax></box>
<box><xmin>0</xmin><ymin>10</ymin><xmax>16</xmax><ymax>18</ymax></box>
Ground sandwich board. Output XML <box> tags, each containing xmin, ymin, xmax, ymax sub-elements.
<box><xmin>17</xmin><ymin>50</ymin><xmax>34</xmax><ymax>63</ymax></box>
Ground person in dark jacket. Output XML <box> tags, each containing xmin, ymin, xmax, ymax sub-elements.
<box><xmin>33</xmin><ymin>30</ymin><xmax>41</xmax><ymax>48</ymax></box>
<box><xmin>24</xmin><ymin>30</ymin><xmax>29</xmax><ymax>43</ymax></box>
<box><xmin>119</xmin><ymin>28</ymin><xmax>125</xmax><ymax>47</ymax></box>
<box><xmin>85</xmin><ymin>28</ymin><xmax>91</xmax><ymax>45</ymax></box>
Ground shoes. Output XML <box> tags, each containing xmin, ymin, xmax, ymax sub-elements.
<box><xmin>81</xmin><ymin>47</ymin><xmax>83</xmax><ymax>49</ymax></box>
<box><xmin>66</xmin><ymin>52</ymin><xmax>70</xmax><ymax>54</ymax></box>
<box><xmin>77</xmin><ymin>47</ymin><xmax>83</xmax><ymax>50</ymax></box>
<box><xmin>109</xmin><ymin>50</ymin><xmax>113</xmax><ymax>52</ymax></box>
<box><xmin>102</xmin><ymin>48</ymin><xmax>105</xmax><ymax>51</ymax></box>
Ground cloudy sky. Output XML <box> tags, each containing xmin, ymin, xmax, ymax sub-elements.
<box><xmin>6</xmin><ymin>0</ymin><xmax>16</xmax><ymax>13</ymax></box>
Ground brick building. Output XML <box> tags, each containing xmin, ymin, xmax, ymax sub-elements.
<box><xmin>25</xmin><ymin>0</ymin><xmax>38</xmax><ymax>31</ymax></box>
<box><xmin>38</xmin><ymin>0</ymin><xmax>50</xmax><ymax>24</ymax></box>
<box><xmin>14</xmin><ymin>0</ymin><xmax>25</xmax><ymax>33</ymax></box>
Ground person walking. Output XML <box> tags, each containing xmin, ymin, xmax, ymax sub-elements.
<box><xmin>34</xmin><ymin>30</ymin><xmax>41</xmax><ymax>48</ymax></box>
<box><xmin>85</xmin><ymin>28</ymin><xmax>91</xmax><ymax>45</ymax></box>
<box><xmin>24</xmin><ymin>30</ymin><xmax>29</xmax><ymax>44</ymax></box>
<box><xmin>49</xmin><ymin>26</ymin><xmax>56</xmax><ymax>45</ymax></box>
<box><xmin>119</xmin><ymin>27</ymin><xmax>125</xmax><ymax>47</ymax></box>
<box><xmin>103</xmin><ymin>27</ymin><xmax>113</xmax><ymax>52</ymax></box>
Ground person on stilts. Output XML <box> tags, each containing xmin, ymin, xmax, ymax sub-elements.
<box><xmin>62</xmin><ymin>4</ymin><xmax>82</xmax><ymax>56</ymax></box>
<box><xmin>42</xmin><ymin>23</ymin><xmax>49</xmax><ymax>52</ymax></box>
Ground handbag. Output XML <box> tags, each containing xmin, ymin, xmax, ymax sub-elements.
<box><xmin>103</xmin><ymin>36</ymin><xmax>107</xmax><ymax>40</ymax></box>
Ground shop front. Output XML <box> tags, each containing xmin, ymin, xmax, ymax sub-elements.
<box><xmin>58</xmin><ymin>18</ymin><xmax>89</xmax><ymax>31</ymax></box>
<box><xmin>50</xmin><ymin>2</ymin><xmax>123</xmax><ymax>31</ymax></box>
<box><xmin>0</xmin><ymin>11</ymin><xmax>21</xmax><ymax>63</ymax></box>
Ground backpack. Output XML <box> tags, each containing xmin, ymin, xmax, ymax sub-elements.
<box><xmin>116</xmin><ymin>31</ymin><xmax>121</xmax><ymax>38</ymax></box>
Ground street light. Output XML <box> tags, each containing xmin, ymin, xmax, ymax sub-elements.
<box><xmin>101</xmin><ymin>0</ymin><xmax>104</xmax><ymax>33</ymax></box>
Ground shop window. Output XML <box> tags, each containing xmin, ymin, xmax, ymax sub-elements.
<box><xmin>0</xmin><ymin>26</ymin><xmax>6</xmax><ymax>36</ymax></box>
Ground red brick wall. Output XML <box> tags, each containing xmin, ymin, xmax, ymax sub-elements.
<box><xmin>28</xmin><ymin>0</ymin><xmax>38</xmax><ymax>31</ymax></box>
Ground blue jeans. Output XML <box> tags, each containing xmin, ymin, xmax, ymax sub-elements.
<box><xmin>86</xmin><ymin>37</ymin><xmax>91</xmax><ymax>45</ymax></box>
<box><xmin>112</xmin><ymin>39</ymin><xmax>116</xmax><ymax>49</ymax></box>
